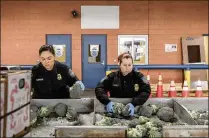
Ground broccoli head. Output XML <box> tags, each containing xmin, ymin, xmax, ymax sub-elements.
<box><xmin>138</xmin><ymin>105</ymin><xmax>153</xmax><ymax>118</ymax></box>
<box><xmin>122</xmin><ymin>104</ymin><xmax>131</xmax><ymax>117</ymax></box>
<box><xmin>127</xmin><ymin>128</ymin><xmax>145</xmax><ymax>137</ymax></box>
<box><xmin>54</xmin><ymin>103</ymin><xmax>68</xmax><ymax>117</ymax></box>
<box><xmin>147</xmin><ymin>104</ymin><xmax>160</xmax><ymax>115</ymax></box>
<box><xmin>128</xmin><ymin>118</ymin><xmax>140</xmax><ymax>128</ymax></box>
<box><xmin>144</xmin><ymin>121</ymin><xmax>156</xmax><ymax>130</ymax></box>
<box><xmin>37</xmin><ymin>106</ymin><xmax>51</xmax><ymax>117</ymax></box>
<box><xmin>112</xmin><ymin>102</ymin><xmax>125</xmax><ymax>115</ymax></box>
<box><xmin>135</xmin><ymin>125</ymin><xmax>147</xmax><ymax>136</ymax></box>
<box><xmin>66</xmin><ymin>106</ymin><xmax>78</xmax><ymax>121</ymax></box>
<box><xmin>147</xmin><ymin>130</ymin><xmax>162</xmax><ymax>138</ymax></box>
<box><xmin>157</xmin><ymin>107</ymin><xmax>175</xmax><ymax>122</ymax></box>
<box><xmin>138</xmin><ymin>116</ymin><xmax>150</xmax><ymax>124</ymax></box>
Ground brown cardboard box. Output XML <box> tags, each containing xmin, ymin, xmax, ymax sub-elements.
<box><xmin>0</xmin><ymin>71</ymin><xmax>31</xmax><ymax>137</ymax></box>
<box><xmin>181</xmin><ymin>37</ymin><xmax>205</xmax><ymax>64</ymax></box>
<box><xmin>181</xmin><ymin>36</ymin><xmax>208</xmax><ymax>90</ymax></box>
<box><xmin>190</xmin><ymin>70</ymin><xmax>208</xmax><ymax>90</ymax></box>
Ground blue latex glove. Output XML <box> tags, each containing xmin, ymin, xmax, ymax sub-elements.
<box><xmin>106</xmin><ymin>101</ymin><xmax>113</xmax><ymax>113</ymax></box>
<box><xmin>75</xmin><ymin>81</ymin><xmax>85</xmax><ymax>91</ymax></box>
<box><xmin>127</xmin><ymin>103</ymin><xmax>134</xmax><ymax>116</ymax></box>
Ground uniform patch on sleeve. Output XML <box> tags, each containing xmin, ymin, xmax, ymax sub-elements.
<box><xmin>100</xmin><ymin>76</ymin><xmax>107</xmax><ymax>83</ymax></box>
<box><xmin>142</xmin><ymin>76</ymin><xmax>149</xmax><ymax>84</ymax></box>
<box><xmin>69</xmin><ymin>69</ymin><xmax>75</xmax><ymax>77</ymax></box>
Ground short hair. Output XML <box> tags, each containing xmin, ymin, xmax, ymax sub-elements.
<box><xmin>118</xmin><ymin>51</ymin><xmax>133</xmax><ymax>65</ymax></box>
<box><xmin>39</xmin><ymin>45</ymin><xmax>55</xmax><ymax>56</ymax></box>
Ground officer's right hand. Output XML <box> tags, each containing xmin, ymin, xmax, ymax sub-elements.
<box><xmin>106</xmin><ymin>101</ymin><xmax>114</xmax><ymax>113</ymax></box>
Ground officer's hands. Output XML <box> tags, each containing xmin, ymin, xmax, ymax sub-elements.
<box><xmin>75</xmin><ymin>81</ymin><xmax>85</xmax><ymax>91</ymax></box>
<box><xmin>106</xmin><ymin>101</ymin><xmax>114</xmax><ymax>113</ymax></box>
<box><xmin>127</xmin><ymin>103</ymin><xmax>134</xmax><ymax>116</ymax></box>
<box><xmin>69</xmin><ymin>81</ymin><xmax>85</xmax><ymax>98</ymax></box>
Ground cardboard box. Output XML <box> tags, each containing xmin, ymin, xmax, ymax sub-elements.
<box><xmin>181</xmin><ymin>37</ymin><xmax>205</xmax><ymax>64</ymax></box>
<box><xmin>190</xmin><ymin>70</ymin><xmax>208</xmax><ymax>90</ymax></box>
<box><xmin>5</xmin><ymin>104</ymin><xmax>30</xmax><ymax>137</ymax></box>
<box><xmin>0</xmin><ymin>118</ymin><xmax>4</xmax><ymax>138</ymax></box>
<box><xmin>0</xmin><ymin>79</ymin><xmax>6</xmax><ymax>138</ymax></box>
<box><xmin>1</xmin><ymin>79</ymin><xmax>5</xmax><ymax>116</ymax></box>
<box><xmin>1</xmin><ymin>71</ymin><xmax>31</xmax><ymax>114</ymax></box>
<box><xmin>0</xmin><ymin>71</ymin><xmax>31</xmax><ymax>137</ymax></box>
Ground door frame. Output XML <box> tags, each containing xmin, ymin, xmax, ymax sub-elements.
<box><xmin>81</xmin><ymin>34</ymin><xmax>107</xmax><ymax>85</ymax></box>
<box><xmin>45</xmin><ymin>34</ymin><xmax>72</xmax><ymax>68</ymax></box>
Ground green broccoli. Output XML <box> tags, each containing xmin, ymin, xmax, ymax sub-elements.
<box><xmin>138</xmin><ymin>105</ymin><xmax>153</xmax><ymax>118</ymax></box>
<box><xmin>112</xmin><ymin>102</ymin><xmax>125</xmax><ymax>115</ymax></box>
<box><xmin>147</xmin><ymin>130</ymin><xmax>162</xmax><ymax>138</ymax></box>
<box><xmin>127</xmin><ymin>128</ymin><xmax>144</xmax><ymax>137</ymax></box>
<box><xmin>138</xmin><ymin>116</ymin><xmax>150</xmax><ymax>124</ymax></box>
<box><xmin>147</xmin><ymin>104</ymin><xmax>160</xmax><ymax>115</ymax></box>
<box><xmin>37</xmin><ymin>106</ymin><xmax>51</xmax><ymax>117</ymax></box>
<box><xmin>144</xmin><ymin>121</ymin><xmax>156</xmax><ymax>130</ymax></box>
<box><xmin>66</xmin><ymin>106</ymin><xmax>78</xmax><ymax>121</ymax></box>
<box><xmin>54</xmin><ymin>103</ymin><xmax>67</xmax><ymax>117</ymax></box>
<box><xmin>157</xmin><ymin>107</ymin><xmax>175</xmax><ymax>122</ymax></box>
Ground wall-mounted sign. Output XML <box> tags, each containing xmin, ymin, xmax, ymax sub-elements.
<box><xmin>165</xmin><ymin>44</ymin><xmax>177</xmax><ymax>52</ymax></box>
<box><xmin>53</xmin><ymin>44</ymin><xmax>66</xmax><ymax>62</ymax></box>
<box><xmin>88</xmin><ymin>44</ymin><xmax>101</xmax><ymax>63</ymax></box>
<box><xmin>118</xmin><ymin>35</ymin><xmax>149</xmax><ymax>65</ymax></box>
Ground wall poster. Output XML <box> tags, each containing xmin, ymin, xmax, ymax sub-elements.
<box><xmin>88</xmin><ymin>44</ymin><xmax>101</xmax><ymax>63</ymax></box>
<box><xmin>53</xmin><ymin>44</ymin><xmax>66</xmax><ymax>62</ymax></box>
<box><xmin>118</xmin><ymin>35</ymin><xmax>149</xmax><ymax>64</ymax></box>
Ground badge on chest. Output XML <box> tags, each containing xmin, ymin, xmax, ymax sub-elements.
<box><xmin>134</xmin><ymin>84</ymin><xmax>139</xmax><ymax>91</ymax></box>
<box><xmin>57</xmin><ymin>74</ymin><xmax>62</xmax><ymax>80</ymax></box>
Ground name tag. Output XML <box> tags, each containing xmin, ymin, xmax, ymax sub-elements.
<box><xmin>36</xmin><ymin>78</ymin><xmax>44</xmax><ymax>81</ymax></box>
<box><xmin>113</xmin><ymin>84</ymin><xmax>119</xmax><ymax>87</ymax></box>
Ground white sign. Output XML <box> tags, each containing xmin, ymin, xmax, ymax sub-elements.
<box><xmin>165</xmin><ymin>44</ymin><xmax>177</xmax><ymax>52</ymax></box>
<box><xmin>81</xmin><ymin>6</ymin><xmax>119</xmax><ymax>29</ymax></box>
<box><xmin>90</xmin><ymin>45</ymin><xmax>99</xmax><ymax>58</ymax></box>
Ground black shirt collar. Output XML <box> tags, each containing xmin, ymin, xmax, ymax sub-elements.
<box><xmin>39</xmin><ymin>61</ymin><xmax>57</xmax><ymax>73</ymax></box>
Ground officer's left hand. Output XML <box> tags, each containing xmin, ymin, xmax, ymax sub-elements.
<box><xmin>127</xmin><ymin>103</ymin><xmax>134</xmax><ymax>116</ymax></box>
<box><xmin>75</xmin><ymin>81</ymin><xmax>85</xmax><ymax>91</ymax></box>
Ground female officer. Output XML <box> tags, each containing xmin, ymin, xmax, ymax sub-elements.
<box><xmin>95</xmin><ymin>52</ymin><xmax>151</xmax><ymax>116</ymax></box>
<box><xmin>31</xmin><ymin>45</ymin><xmax>85</xmax><ymax>99</ymax></box>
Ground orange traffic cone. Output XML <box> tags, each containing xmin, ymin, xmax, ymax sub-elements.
<box><xmin>195</xmin><ymin>80</ymin><xmax>203</xmax><ymax>97</ymax></box>
<box><xmin>168</xmin><ymin>80</ymin><xmax>177</xmax><ymax>97</ymax></box>
<box><xmin>156</xmin><ymin>73</ymin><xmax>163</xmax><ymax>97</ymax></box>
<box><xmin>147</xmin><ymin>72</ymin><xmax>152</xmax><ymax>98</ymax></box>
<box><xmin>182</xmin><ymin>80</ymin><xmax>189</xmax><ymax>97</ymax></box>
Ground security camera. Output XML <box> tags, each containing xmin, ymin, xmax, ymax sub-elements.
<box><xmin>71</xmin><ymin>10</ymin><xmax>78</xmax><ymax>18</ymax></box>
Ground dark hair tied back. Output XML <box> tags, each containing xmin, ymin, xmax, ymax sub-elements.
<box><xmin>39</xmin><ymin>45</ymin><xmax>55</xmax><ymax>56</ymax></box>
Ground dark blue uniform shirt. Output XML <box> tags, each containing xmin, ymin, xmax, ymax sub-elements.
<box><xmin>95</xmin><ymin>69</ymin><xmax>151</xmax><ymax>106</ymax></box>
<box><xmin>31</xmin><ymin>61</ymin><xmax>78</xmax><ymax>99</ymax></box>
